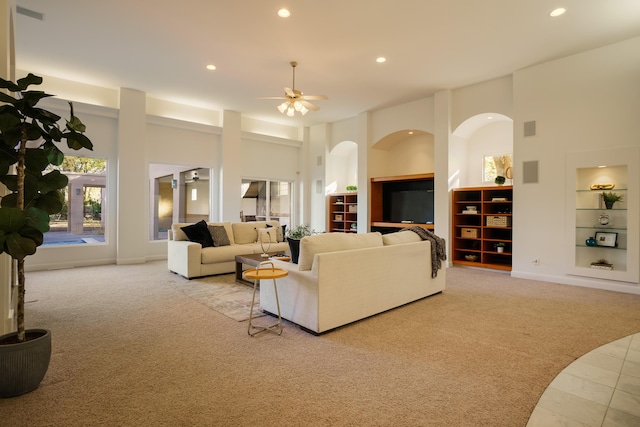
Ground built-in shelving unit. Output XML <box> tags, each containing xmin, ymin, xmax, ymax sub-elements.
<box><xmin>327</xmin><ymin>193</ymin><xmax>357</xmax><ymax>233</ymax></box>
<box><xmin>451</xmin><ymin>186</ymin><xmax>513</xmax><ymax>271</ymax></box>
<box><xmin>370</xmin><ymin>173</ymin><xmax>434</xmax><ymax>233</ymax></box>
<box><xmin>565</xmin><ymin>147</ymin><xmax>639</xmax><ymax>285</ymax></box>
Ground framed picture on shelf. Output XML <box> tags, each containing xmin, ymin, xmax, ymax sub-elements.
<box><xmin>594</xmin><ymin>231</ymin><xmax>617</xmax><ymax>248</ymax></box>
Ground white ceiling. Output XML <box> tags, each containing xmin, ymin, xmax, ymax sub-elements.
<box><xmin>13</xmin><ymin>1</ymin><xmax>640</xmax><ymax>128</ymax></box>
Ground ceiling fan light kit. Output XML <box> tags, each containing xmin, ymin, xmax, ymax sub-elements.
<box><xmin>261</xmin><ymin>61</ymin><xmax>327</xmax><ymax>117</ymax></box>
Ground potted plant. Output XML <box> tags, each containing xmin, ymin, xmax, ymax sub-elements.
<box><xmin>494</xmin><ymin>175</ymin><xmax>506</xmax><ymax>185</ymax></box>
<box><xmin>0</xmin><ymin>74</ymin><xmax>93</xmax><ymax>397</ymax></box>
<box><xmin>602</xmin><ymin>191</ymin><xmax>623</xmax><ymax>209</ymax></box>
<box><xmin>494</xmin><ymin>242</ymin><xmax>506</xmax><ymax>253</ymax></box>
<box><xmin>346</xmin><ymin>185</ymin><xmax>357</xmax><ymax>192</ymax></box>
<box><xmin>286</xmin><ymin>224</ymin><xmax>316</xmax><ymax>264</ymax></box>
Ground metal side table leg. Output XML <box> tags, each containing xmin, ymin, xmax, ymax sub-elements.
<box><xmin>247</xmin><ymin>278</ymin><xmax>283</xmax><ymax>336</ymax></box>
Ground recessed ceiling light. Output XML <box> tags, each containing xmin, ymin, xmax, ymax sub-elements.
<box><xmin>408</xmin><ymin>131</ymin><xmax>414</xmax><ymax>135</ymax></box>
<box><xmin>549</xmin><ymin>7</ymin><xmax>566</xmax><ymax>17</ymax></box>
<box><xmin>206</xmin><ymin>64</ymin><xmax>216</xmax><ymax>71</ymax></box>
<box><xmin>487</xmin><ymin>116</ymin><xmax>493</xmax><ymax>120</ymax></box>
<box><xmin>376</xmin><ymin>57</ymin><xmax>386</xmax><ymax>63</ymax></box>
<box><xmin>278</xmin><ymin>8</ymin><xmax>291</xmax><ymax>18</ymax></box>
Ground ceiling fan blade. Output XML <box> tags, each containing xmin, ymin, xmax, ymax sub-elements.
<box><xmin>284</xmin><ymin>87</ymin><xmax>295</xmax><ymax>97</ymax></box>
<box><xmin>257</xmin><ymin>96</ymin><xmax>287</xmax><ymax>100</ymax></box>
<box><xmin>301</xmin><ymin>95</ymin><xmax>328</xmax><ymax>100</ymax></box>
<box><xmin>300</xmin><ymin>100</ymin><xmax>320</xmax><ymax>111</ymax></box>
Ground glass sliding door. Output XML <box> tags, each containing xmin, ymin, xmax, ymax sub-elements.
<box><xmin>241</xmin><ymin>179</ymin><xmax>291</xmax><ymax>229</ymax></box>
<box><xmin>150</xmin><ymin>164</ymin><xmax>210</xmax><ymax>240</ymax></box>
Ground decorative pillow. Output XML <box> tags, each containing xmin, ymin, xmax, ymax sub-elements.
<box><xmin>257</xmin><ymin>227</ymin><xmax>278</xmax><ymax>243</ymax></box>
<box><xmin>181</xmin><ymin>220</ymin><xmax>214</xmax><ymax>247</ymax></box>
<box><xmin>266</xmin><ymin>223</ymin><xmax>284</xmax><ymax>242</ymax></box>
<box><xmin>208</xmin><ymin>225</ymin><xmax>231</xmax><ymax>247</ymax></box>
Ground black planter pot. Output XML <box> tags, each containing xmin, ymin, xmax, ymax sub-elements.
<box><xmin>0</xmin><ymin>329</ymin><xmax>52</xmax><ymax>398</ymax></box>
<box><xmin>287</xmin><ymin>238</ymin><xmax>301</xmax><ymax>264</ymax></box>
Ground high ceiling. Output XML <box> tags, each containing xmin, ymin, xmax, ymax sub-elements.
<box><xmin>13</xmin><ymin>1</ymin><xmax>640</xmax><ymax>128</ymax></box>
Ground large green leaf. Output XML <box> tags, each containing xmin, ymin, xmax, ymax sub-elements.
<box><xmin>21</xmin><ymin>91</ymin><xmax>53</xmax><ymax>108</ymax></box>
<box><xmin>0</xmin><ymin>108</ymin><xmax>22</xmax><ymax>133</ymax></box>
<box><xmin>4</xmin><ymin>232</ymin><xmax>38</xmax><ymax>260</ymax></box>
<box><xmin>40</xmin><ymin>170</ymin><xmax>69</xmax><ymax>192</ymax></box>
<box><xmin>16</xmin><ymin>73</ymin><xmax>43</xmax><ymax>90</ymax></box>
<box><xmin>25</xmin><ymin>148</ymin><xmax>51</xmax><ymax>172</ymax></box>
<box><xmin>0</xmin><ymin>207</ymin><xmax>44</xmax><ymax>259</ymax></box>
<box><xmin>0</xmin><ymin>207</ymin><xmax>26</xmax><ymax>233</ymax></box>
<box><xmin>0</xmin><ymin>92</ymin><xmax>19</xmax><ymax>105</ymax></box>
<box><xmin>31</xmin><ymin>190</ymin><xmax>64</xmax><ymax>215</ymax></box>
<box><xmin>0</xmin><ymin>193</ymin><xmax>17</xmax><ymax>208</ymax></box>
<box><xmin>64</xmin><ymin>131</ymin><xmax>94</xmax><ymax>150</ymax></box>
<box><xmin>24</xmin><ymin>207</ymin><xmax>50</xmax><ymax>233</ymax></box>
<box><xmin>66</xmin><ymin>115</ymin><xmax>86</xmax><ymax>133</ymax></box>
<box><xmin>43</xmin><ymin>141</ymin><xmax>65</xmax><ymax>166</ymax></box>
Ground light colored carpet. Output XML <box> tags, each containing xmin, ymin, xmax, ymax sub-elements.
<box><xmin>1</xmin><ymin>261</ymin><xmax>639</xmax><ymax>426</ymax></box>
<box><xmin>167</xmin><ymin>273</ymin><xmax>263</xmax><ymax>322</ymax></box>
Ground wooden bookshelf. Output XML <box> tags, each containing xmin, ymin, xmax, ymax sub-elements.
<box><xmin>451</xmin><ymin>186</ymin><xmax>513</xmax><ymax>271</ymax></box>
<box><xmin>327</xmin><ymin>193</ymin><xmax>357</xmax><ymax>233</ymax></box>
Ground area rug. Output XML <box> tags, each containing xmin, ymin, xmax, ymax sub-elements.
<box><xmin>167</xmin><ymin>273</ymin><xmax>263</xmax><ymax>321</ymax></box>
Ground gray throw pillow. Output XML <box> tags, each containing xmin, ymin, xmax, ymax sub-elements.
<box><xmin>209</xmin><ymin>225</ymin><xmax>230</xmax><ymax>247</ymax></box>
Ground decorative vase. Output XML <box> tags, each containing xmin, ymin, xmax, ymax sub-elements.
<box><xmin>287</xmin><ymin>238</ymin><xmax>301</xmax><ymax>264</ymax></box>
<box><xmin>604</xmin><ymin>201</ymin><xmax>614</xmax><ymax>209</ymax></box>
<box><xmin>586</xmin><ymin>237</ymin><xmax>597</xmax><ymax>247</ymax></box>
<box><xmin>0</xmin><ymin>329</ymin><xmax>52</xmax><ymax>398</ymax></box>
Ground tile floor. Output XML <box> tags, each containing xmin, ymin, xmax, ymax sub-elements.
<box><xmin>527</xmin><ymin>332</ymin><xmax>640</xmax><ymax>427</ymax></box>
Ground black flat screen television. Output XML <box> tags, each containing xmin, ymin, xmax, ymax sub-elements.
<box><xmin>382</xmin><ymin>180</ymin><xmax>434</xmax><ymax>224</ymax></box>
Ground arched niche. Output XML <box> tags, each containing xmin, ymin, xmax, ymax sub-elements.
<box><xmin>450</xmin><ymin>113</ymin><xmax>513</xmax><ymax>188</ymax></box>
<box><xmin>370</xmin><ymin>129</ymin><xmax>434</xmax><ymax>178</ymax></box>
<box><xmin>326</xmin><ymin>140</ymin><xmax>357</xmax><ymax>194</ymax></box>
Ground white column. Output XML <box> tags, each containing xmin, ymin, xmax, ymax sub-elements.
<box><xmin>0</xmin><ymin>0</ymin><xmax>16</xmax><ymax>335</ymax></box>
<box><xmin>434</xmin><ymin>90</ymin><xmax>452</xmax><ymax>259</ymax></box>
<box><xmin>220</xmin><ymin>110</ymin><xmax>241</xmax><ymax>222</ymax></box>
<box><xmin>116</xmin><ymin>88</ymin><xmax>147</xmax><ymax>264</ymax></box>
<box><xmin>357</xmin><ymin>112</ymin><xmax>370</xmax><ymax>233</ymax></box>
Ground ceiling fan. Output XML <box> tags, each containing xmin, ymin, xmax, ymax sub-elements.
<box><xmin>259</xmin><ymin>61</ymin><xmax>328</xmax><ymax>116</ymax></box>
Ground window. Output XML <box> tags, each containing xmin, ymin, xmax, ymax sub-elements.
<box><xmin>483</xmin><ymin>154</ymin><xmax>513</xmax><ymax>183</ymax></box>
<box><xmin>43</xmin><ymin>156</ymin><xmax>107</xmax><ymax>246</ymax></box>
<box><xmin>150</xmin><ymin>164</ymin><xmax>210</xmax><ymax>240</ymax></box>
<box><xmin>241</xmin><ymin>179</ymin><xmax>291</xmax><ymax>229</ymax></box>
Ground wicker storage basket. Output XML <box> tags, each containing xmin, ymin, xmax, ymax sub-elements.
<box><xmin>486</xmin><ymin>216</ymin><xmax>511</xmax><ymax>227</ymax></box>
<box><xmin>461</xmin><ymin>228</ymin><xmax>479</xmax><ymax>238</ymax></box>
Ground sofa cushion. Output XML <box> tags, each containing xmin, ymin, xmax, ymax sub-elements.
<box><xmin>298</xmin><ymin>232</ymin><xmax>384</xmax><ymax>271</ymax></box>
<box><xmin>382</xmin><ymin>230</ymin><xmax>422</xmax><ymax>245</ymax></box>
<box><xmin>181</xmin><ymin>220</ymin><xmax>214</xmax><ymax>247</ymax></box>
<box><xmin>232</xmin><ymin>222</ymin><xmax>261</xmax><ymax>244</ymax></box>
<box><xmin>201</xmin><ymin>244</ymin><xmax>255</xmax><ymax>264</ymax></box>
<box><xmin>208</xmin><ymin>225</ymin><xmax>231</xmax><ymax>247</ymax></box>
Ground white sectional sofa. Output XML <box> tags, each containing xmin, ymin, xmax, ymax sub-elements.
<box><xmin>261</xmin><ymin>230</ymin><xmax>446</xmax><ymax>334</ymax></box>
<box><xmin>168</xmin><ymin>220</ymin><xmax>289</xmax><ymax>279</ymax></box>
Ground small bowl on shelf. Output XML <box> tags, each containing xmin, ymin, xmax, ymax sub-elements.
<box><xmin>464</xmin><ymin>254</ymin><xmax>478</xmax><ymax>262</ymax></box>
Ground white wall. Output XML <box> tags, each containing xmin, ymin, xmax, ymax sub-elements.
<box><xmin>512</xmin><ymin>36</ymin><xmax>640</xmax><ymax>292</ymax></box>
<box><xmin>462</xmin><ymin>121</ymin><xmax>513</xmax><ymax>187</ymax></box>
